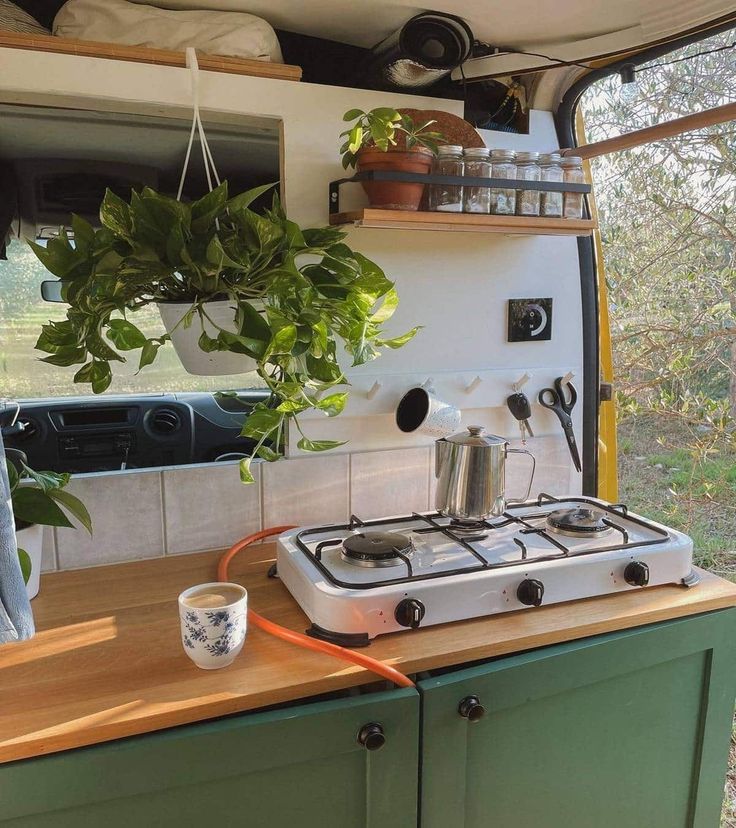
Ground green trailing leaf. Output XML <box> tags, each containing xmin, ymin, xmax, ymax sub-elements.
<box><xmin>376</xmin><ymin>326</ymin><xmax>422</xmax><ymax>349</ymax></box>
<box><xmin>99</xmin><ymin>189</ymin><xmax>133</xmax><ymax>238</ymax></box>
<box><xmin>316</xmin><ymin>392</ymin><xmax>349</xmax><ymax>417</ymax></box>
<box><xmin>241</xmin><ymin>406</ymin><xmax>284</xmax><ymax>439</ymax></box>
<box><xmin>228</xmin><ymin>182</ymin><xmax>278</xmax><ymax>213</ymax></box>
<box><xmin>17</xmin><ymin>549</ymin><xmax>32</xmax><ymax>585</ymax></box>
<box><xmin>40</xmin><ymin>348</ymin><xmax>88</xmax><ymax>367</ymax></box>
<box><xmin>239</xmin><ymin>457</ymin><xmax>255</xmax><ymax>484</ymax></box>
<box><xmin>48</xmin><ymin>489</ymin><xmax>93</xmax><ymax>534</ymax></box>
<box><xmin>12</xmin><ymin>487</ymin><xmax>74</xmax><ymax>529</ymax></box>
<box><xmin>19</xmin><ymin>463</ymin><xmax>69</xmax><ymax>493</ymax></box>
<box><xmin>138</xmin><ymin>338</ymin><xmax>165</xmax><ymax>370</ymax></box>
<box><xmin>107</xmin><ymin>319</ymin><xmax>147</xmax><ymax>350</ymax></box>
<box><xmin>90</xmin><ymin>361</ymin><xmax>113</xmax><ymax>394</ymax></box>
<box><xmin>297</xmin><ymin>436</ymin><xmax>347</xmax><ymax>452</ymax></box>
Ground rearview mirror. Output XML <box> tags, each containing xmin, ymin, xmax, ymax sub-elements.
<box><xmin>40</xmin><ymin>280</ymin><xmax>64</xmax><ymax>302</ymax></box>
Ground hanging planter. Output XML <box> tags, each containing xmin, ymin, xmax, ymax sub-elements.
<box><xmin>158</xmin><ymin>299</ymin><xmax>261</xmax><ymax>376</ymax></box>
<box><xmin>340</xmin><ymin>107</ymin><xmax>444</xmax><ymax>211</ymax></box>
<box><xmin>28</xmin><ymin>53</ymin><xmax>421</xmax><ymax>479</ymax></box>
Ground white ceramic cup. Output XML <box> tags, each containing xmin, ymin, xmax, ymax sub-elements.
<box><xmin>395</xmin><ymin>386</ymin><xmax>462</xmax><ymax>438</ymax></box>
<box><xmin>178</xmin><ymin>582</ymin><xmax>248</xmax><ymax>670</ymax></box>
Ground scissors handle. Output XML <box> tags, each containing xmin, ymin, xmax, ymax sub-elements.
<box><xmin>553</xmin><ymin>378</ymin><xmax>577</xmax><ymax>412</ymax></box>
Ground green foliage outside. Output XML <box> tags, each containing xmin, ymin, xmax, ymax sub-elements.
<box><xmin>580</xmin><ymin>30</ymin><xmax>736</xmax><ymax>824</ymax></box>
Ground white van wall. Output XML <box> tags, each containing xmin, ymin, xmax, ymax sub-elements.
<box><xmin>0</xmin><ymin>49</ymin><xmax>584</xmax><ymax>571</ymax></box>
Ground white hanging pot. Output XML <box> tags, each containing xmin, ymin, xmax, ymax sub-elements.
<box><xmin>158</xmin><ymin>300</ymin><xmax>261</xmax><ymax>377</ymax></box>
<box><xmin>15</xmin><ymin>523</ymin><xmax>43</xmax><ymax>600</ymax></box>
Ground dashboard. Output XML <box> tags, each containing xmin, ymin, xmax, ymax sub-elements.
<box><xmin>3</xmin><ymin>391</ymin><xmax>269</xmax><ymax>473</ymax></box>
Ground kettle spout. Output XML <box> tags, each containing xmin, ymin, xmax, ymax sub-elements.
<box><xmin>434</xmin><ymin>437</ymin><xmax>450</xmax><ymax>479</ymax></box>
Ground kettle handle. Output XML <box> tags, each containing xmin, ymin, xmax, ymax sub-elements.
<box><xmin>505</xmin><ymin>448</ymin><xmax>536</xmax><ymax>504</ymax></box>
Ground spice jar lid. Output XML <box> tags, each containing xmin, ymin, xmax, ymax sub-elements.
<box><xmin>490</xmin><ymin>148</ymin><xmax>516</xmax><ymax>161</ymax></box>
<box><xmin>437</xmin><ymin>144</ymin><xmax>464</xmax><ymax>157</ymax></box>
<box><xmin>560</xmin><ymin>155</ymin><xmax>583</xmax><ymax>167</ymax></box>
<box><xmin>516</xmin><ymin>151</ymin><xmax>540</xmax><ymax>162</ymax></box>
<box><xmin>463</xmin><ymin>147</ymin><xmax>490</xmax><ymax>159</ymax></box>
<box><xmin>539</xmin><ymin>152</ymin><xmax>562</xmax><ymax>164</ymax></box>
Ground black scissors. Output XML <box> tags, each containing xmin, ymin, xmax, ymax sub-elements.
<box><xmin>538</xmin><ymin>377</ymin><xmax>581</xmax><ymax>473</ymax></box>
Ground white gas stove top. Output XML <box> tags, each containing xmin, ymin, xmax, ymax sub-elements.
<box><xmin>276</xmin><ymin>495</ymin><xmax>696</xmax><ymax>645</ymax></box>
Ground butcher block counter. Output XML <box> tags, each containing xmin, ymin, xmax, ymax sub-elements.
<box><xmin>1</xmin><ymin>543</ymin><xmax>735</xmax><ymax>765</ymax></box>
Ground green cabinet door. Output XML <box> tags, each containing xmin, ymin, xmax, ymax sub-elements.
<box><xmin>419</xmin><ymin>609</ymin><xmax>736</xmax><ymax>828</ymax></box>
<box><xmin>0</xmin><ymin>687</ymin><xmax>419</xmax><ymax>828</ymax></box>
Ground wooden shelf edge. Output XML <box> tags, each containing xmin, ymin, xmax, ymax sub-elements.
<box><xmin>329</xmin><ymin>209</ymin><xmax>596</xmax><ymax>236</ymax></box>
<box><xmin>0</xmin><ymin>29</ymin><xmax>302</xmax><ymax>82</ymax></box>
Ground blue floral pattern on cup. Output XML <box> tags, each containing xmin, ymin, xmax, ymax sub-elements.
<box><xmin>178</xmin><ymin>583</ymin><xmax>247</xmax><ymax>669</ymax></box>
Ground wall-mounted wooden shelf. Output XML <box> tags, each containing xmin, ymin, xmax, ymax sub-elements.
<box><xmin>329</xmin><ymin>209</ymin><xmax>597</xmax><ymax>236</ymax></box>
<box><xmin>0</xmin><ymin>30</ymin><xmax>302</xmax><ymax>82</ymax></box>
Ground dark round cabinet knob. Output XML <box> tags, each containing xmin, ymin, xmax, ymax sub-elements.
<box><xmin>458</xmin><ymin>695</ymin><xmax>486</xmax><ymax>722</ymax></box>
<box><xmin>624</xmin><ymin>561</ymin><xmax>650</xmax><ymax>587</ymax></box>
<box><xmin>395</xmin><ymin>598</ymin><xmax>426</xmax><ymax>629</ymax></box>
<box><xmin>517</xmin><ymin>578</ymin><xmax>544</xmax><ymax>607</ymax></box>
<box><xmin>357</xmin><ymin>722</ymin><xmax>385</xmax><ymax>751</ymax></box>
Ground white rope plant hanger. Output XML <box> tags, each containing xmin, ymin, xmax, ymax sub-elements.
<box><xmin>177</xmin><ymin>46</ymin><xmax>221</xmax><ymax>201</ymax></box>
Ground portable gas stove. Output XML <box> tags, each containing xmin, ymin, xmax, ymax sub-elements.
<box><xmin>275</xmin><ymin>494</ymin><xmax>698</xmax><ymax>646</ymax></box>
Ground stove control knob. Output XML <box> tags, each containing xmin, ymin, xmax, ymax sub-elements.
<box><xmin>624</xmin><ymin>561</ymin><xmax>650</xmax><ymax>587</ymax></box>
<box><xmin>458</xmin><ymin>695</ymin><xmax>486</xmax><ymax>722</ymax></box>
<box><xmin>395</xmin><ymin>598</ymin><xmax>426</xmax><ymax>629</ymax></box>
<box><xmin>517</xmin><ymin>578</ymin><xmax>544</xmax><ymax>607</ymax></box>
<box><xmin>357</xmin><ymin>722</ymin><xmax>385</xmax><ymax>751</ymax></box>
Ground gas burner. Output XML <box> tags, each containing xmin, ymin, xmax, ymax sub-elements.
<box><xmin>448</xmin><ymin>519</ymin><xmax>489</xmax><ymax>540</ymax></box>
<box><xmin>341</xmin><ymin>531</ymin><xmax>413</xmax><ymax>568</ymax></box>
<box><xmin>546</xmin><ymin>507</ymin><xmax>612</xmax><ymax>538</ymax></box>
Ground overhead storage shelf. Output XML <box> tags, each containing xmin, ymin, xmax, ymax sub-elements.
<box><xmin>328</xmin><ymin>170</ymin><xmax>595</xmax><ymax>236</ymax></box>
<box><xmin>0</xmin><ymin>31</ymin><xmax>302</xmax><ymax>81</ymax></box>
<box><xmin>330</xmin><ymin>209</ymin><xmax>597</xmax><ymax>236</ymax></box>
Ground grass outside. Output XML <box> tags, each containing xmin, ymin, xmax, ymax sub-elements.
<box><xmin>617</xmin><ymin>417</ymin><xmax>736</xmax><ymax>826</ymax></box>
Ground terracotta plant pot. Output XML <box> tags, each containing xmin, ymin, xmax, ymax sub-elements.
<box><xmin>357</xmin><ymin>146</ymin><xmax>434</xmax><ymax>211</ymax></box>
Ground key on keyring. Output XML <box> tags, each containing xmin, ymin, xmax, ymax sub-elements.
<box><xmin>506</xmin><ymin>392</ymin><xmax>534</xmax><ymax>443</ymax></box>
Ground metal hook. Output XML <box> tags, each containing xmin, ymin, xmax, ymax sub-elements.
<box><xmin>465</xmin><ymin>376</ymin><xmax>482</xmax><ymax>394</ymax></box>
<box><xmin>512</xmin><ymin>372</ymin><xmax>531</xmax><ymax>393</ymax></box>
<box><xmin>561</xmin><ymin>371</ymin><xmax>575</xmax><ymax>386</ymax></box>
<box><xmin>366</xmin><ymin>381</ymin><xmax>381</xmax><ymax>400</ymax></box>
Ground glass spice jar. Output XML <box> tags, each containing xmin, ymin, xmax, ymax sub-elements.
<box><xmin>428</xmin><ymin>145</ymin><xmax>464</xmax><ymax>212</ymax></box>
<box><xmin>561</xmin><ymin>155</ymin><xmax>585</xmax><ymax>219</ymax></box>
<box><xmin>462</xmin><ymin>147</ymin><xmax>491</xmax><ymax>213</ymax></box>
<box><xmin>539</xmin><ymin>152</ymin><xmax>563</xmax><ymax>217</ymax></box>
<box><xmin>489</xmin><ymin>149</ymin><xmax>516</xmax><ymax>215</ymax></box>
<box><xmin>515</xmin><ymin>151</ymin><xmax>541</xmax><ymax>216</ymax></box>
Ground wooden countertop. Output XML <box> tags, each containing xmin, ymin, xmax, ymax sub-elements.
<box><xmin>1</xmin><ymin>545</ymin><xmax>735</xmax><ymax>764</ymax></box>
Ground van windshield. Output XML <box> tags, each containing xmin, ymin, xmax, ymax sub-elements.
<box><xmin>0</xmin><ymin>239</ymin><xmax>263</xmax><ymax>398</ymax></box>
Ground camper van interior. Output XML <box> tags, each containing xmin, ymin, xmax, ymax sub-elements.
<box><xmin>0</xmin><ymin>1</ymin><xmax>735</xmax><ymax>825</ymax></box>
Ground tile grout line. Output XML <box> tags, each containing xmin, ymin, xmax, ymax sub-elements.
<box><xmin>159</xmin><ymin>470</ymin><xmax>168</xmax><ymax>556</ymax></box>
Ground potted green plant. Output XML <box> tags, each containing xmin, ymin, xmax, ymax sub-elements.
<box><xmin>30</xmin><ymin>182</ymin><xmax>420</xmax><ymax>483</ymax></box>
<box><xmin>340</xmin><ymin>107</ymin><xmax>445</xmax><ymax>211</ymax></box>
<box><xmin>7</xmin><ymin>459</ymin><xmax>92</xmax><ymax>599</ymax></box>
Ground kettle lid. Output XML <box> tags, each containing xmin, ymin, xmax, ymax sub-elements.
<box><xmin>444</xmin><ymin>425</ymin><xmax>507</xmax><ymax>447</ymax></box>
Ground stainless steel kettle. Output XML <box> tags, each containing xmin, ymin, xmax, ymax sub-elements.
<box><xmin>435</xmin><ymin>426</ymin><xmax>536</xmax><ymax>521</ymax></box>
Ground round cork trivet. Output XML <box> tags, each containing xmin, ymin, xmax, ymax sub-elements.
<box><xmin>398</xmin><ymin>109</ymin><xmax>486</xmax><ymax>149</ymax></box>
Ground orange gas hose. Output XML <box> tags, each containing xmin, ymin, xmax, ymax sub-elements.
<box><xmin>217</xmin><ymin>527</ymin><xmax>415</xmax><ymax>689</ymax></box>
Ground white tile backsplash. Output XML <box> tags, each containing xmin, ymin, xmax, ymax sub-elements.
<box><xmin>43</xmin><ymin>438</ymin><xmax>573</xmax><ymax>573</ymax></box>
<box><xmin>262</xmin><ymin>454</ymin><xmax>350</xmax><ymax>527</ymax></box>
<box><xmin>350</xmin><ymin>447</ymin><xmax>430</xmax><ymax>519</ymax></box>
<box><xmin>163</xmin><ymin>462</ymin><xmax>261</xmax><ymax>555</ymax></box>
<box><xmin>41</xmin><ymin>527</ymin><xmax>57</xmax><ymax>572</ymax></box>
<box><xmin>56</xmin><ymin>470</ymin><xmax>164</xmax><ymax>569</ymax></box>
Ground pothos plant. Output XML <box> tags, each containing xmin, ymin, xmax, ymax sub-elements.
<box><xmin>8</xmin><ymin>459</ymin><xmax>92</xmax><ymax>582</ymax></box>
<box><xmin>340</xmin><ymin>107</ymin><xmax>444</xmax><ymax>169</ymax></box>
<box><xmin>30</xmin><ymin>182</ymin><xmax>420</xmax><ymax>482</ymax></box>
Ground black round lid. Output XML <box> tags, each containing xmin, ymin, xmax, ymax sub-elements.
<box><xmin>546</xmin><ymin>507</ymin><xmax>609</xmax><ymax>535</ymax></box>
<box><xmin>342</xmin><ymin>531</ymin><xmax>412</xmax><ymax>562</ymax></box>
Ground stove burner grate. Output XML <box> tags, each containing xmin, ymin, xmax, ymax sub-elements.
<box><xmin>546</xmin><ymin>507</ymin><xmax>612</xmax><ymax>538</ymax></box>
<box><xmin>341</xmin><ymin>531</ymin><xmax>413</xmax><ymax>568</ymax></box>
<box><xmin>293</xmin><ymin>495</ymin><xmax>671</xmax><ymax>591</ymax></box>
